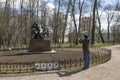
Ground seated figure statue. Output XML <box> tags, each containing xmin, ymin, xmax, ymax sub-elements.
<box><xmin>31</xmin><ymin>23</ymin><xmax>49</xmax><ymax>40</ymax></box>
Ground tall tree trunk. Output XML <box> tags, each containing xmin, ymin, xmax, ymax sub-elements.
<box><xmin>78</xmin><ymin>0</ymin><xmax>84</xmax><ymax>36</ymax></box>
<box><xmin>70</xmin><ymin>0</ymin><xmax>79</xmax><ymax>45</ymax></box>
<box><xmin>91</xmin><ymin>0</ymin><xmax>97</xmax><ymax>45</ymax></box>
<box><xmin>61</xmin><ymin>0</ymin><xmax>70</xmax><ymax>44</ymax></box>
<box><xmin>107</xmin><ymin>21</ymin><xmax>110</xmax><ymax>41</ymax></box>
<box><xmin>104</xmin><ymin>4</ymin><xmax>114</xmax><ymax>43</ymax></box>
<box><xmin>37</xmin><ymin>0</ymin><xmax>39</xmax><ymax>23</ymax></box>
<box><xmin>96</xmin><ymin>7</ymin><xmax>105</xmax><ymax>43</ymax></box>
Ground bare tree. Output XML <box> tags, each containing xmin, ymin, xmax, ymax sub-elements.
<box><xmin>36</xmin><ymin>0</ymin><xmax>40</xmax><ymax>23</ymax></box>
<box><xmin>49</xmin><ymin>0</ymin><xmax>62</xmax><ymax>44</ymax></box>
<box><xmin>3</xmin><ymin>0</ymin><xmax>11</xmax><ymax>47</ymax></box>
<box><xmin>0</xmin><ymin>2</ymin><xmax>5</xmax><ymax>47</ymax></box>
<box><xmin>78</xmin><ymin>0</ymin><xmax>85</xmax><ymax>36</ymax></box>
<box><xmin>96</xmin><ymin>0</ymin><xmax>105</xmax><ymax>43</ymax></box>
<box><xmin>104</xmin><ymin>4</ymin><xmax>114</xmax><ymax>42</ymax></box>
<box><xmin>91</xmin><ymin>0</ymin><xmax>97</xmax><ymax>45</ymax></box>
<box><xmin>69</xmin><ymin>0</ymin><xmax>86</xmax><ymax>45</ymax></box>
<box><xmin>112</xmin><ymin>0</ymin><xmax>120</xmax><ymax>44</ymax></box>
<box><xmin>70</xmin><ymin>0</ymin><xmax>78</xmax><ymax>44</ymax></box>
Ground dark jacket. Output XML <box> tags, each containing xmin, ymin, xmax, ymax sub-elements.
<box><xmin>79</xmin><ymin>38</ymin><xmax>90</xmax><ymax>53</ymax></box>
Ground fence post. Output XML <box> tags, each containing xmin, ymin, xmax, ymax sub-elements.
<box><xmin>70</xmin><ymin>59</ymin><xmax>71</xmax><ymax>70</ymax></box>
<box><xmin>33</xmin><ymin>62</ymin><xmax>35</xmax><ymax>72</ymax></box>
<box><xmin>75</xmin><ymin>59</ymin><xmax>77</xmax><ymax>68</ymax></box>
<box><xmin>20</xmin><ymin>63</ymin><xmax>21</xmax><ymax>73</ymax></box>
<box><xmin>79</xmin><ymin>58</ymin><xmax>81</xmax><ymax>68</ymax></box>
<box><xmin>6</xmin><ymin>63</ymin><xmax>7</xmax><ymax>74</ymax></box>
<box><xmin>27</xmin><ymin>62</ymin><xmax>28</xmax><ymax>73</ymax></box>
<box><xmin>64</xmin><ymin>60</ymin><xmax>66</xmax><ymax>69</ymax></box>
<box><xmin>0</xmin><ymin>63</ymin><xmax>1</xmax><ymax>73</ymax></box>
<box><xmin>13</xmin><ymin>63</ymin><xmax>14</xmax><ymax>73</ymax></box>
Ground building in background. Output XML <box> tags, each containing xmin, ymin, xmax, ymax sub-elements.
<box><xmin>81</xmin><ymin>17</ymin><xmax>93</xmax><ymax>36</ymax></box>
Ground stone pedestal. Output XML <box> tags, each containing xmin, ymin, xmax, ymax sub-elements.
<box><xmin>28</xmin><ymin>40</ymin><xmax>51</xmax><ymax>52</ymax></box>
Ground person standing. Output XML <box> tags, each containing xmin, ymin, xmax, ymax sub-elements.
<box><xmin>79</xmin><ymin>35</ymin><xmax>90</xmax><ymax>69</ymax></box>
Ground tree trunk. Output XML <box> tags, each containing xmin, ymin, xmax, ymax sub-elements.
<box><xmin>91</xmin><ymin>0</ymin><xmax>97</xmax><ymax>45</ymax></box>
<box><xmin>107</xmin><ymin>22</ymin><xmax>110</xmax><ymax>41</ymax></box>
<box><xmin>96</xmin><ymin>7</ymin><xmax>105</xmax><ymax>43</ymax></box>
<box><xmin>61</xmin><ymin>0</ymin><xmax>70</xmax><ymax>44</ymax></box>
<box><xmin>78</xmin><ymin>0</ymin><xmax>84</xmax><ymax>36</ymax></box>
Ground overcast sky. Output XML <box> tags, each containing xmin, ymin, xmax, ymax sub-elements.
<box><xmin>0</xmin><ymin>0</ymin><xmax>116</xmax><ymax>9</ymax></box>
<box><xmin>0</xmin><ymin>0</ymin><xmax>119</xmax><ymax>30</ymax></box>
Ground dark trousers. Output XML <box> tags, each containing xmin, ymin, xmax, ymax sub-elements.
<box><xmin>83</xmin><ymin>52</ymin><xmax>89</xmax><ymax>69</ymax></box>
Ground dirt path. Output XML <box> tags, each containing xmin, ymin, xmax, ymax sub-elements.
<box><xmin>1</xmin><ymin>45</ymin><xmax>120</xmax><ymax>80</ymax></box>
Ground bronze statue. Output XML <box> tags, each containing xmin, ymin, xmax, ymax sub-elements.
<box><xmin>31</xmin><ymin>23</ymin><xmax>49</xmax><ymax>40</ymax></box>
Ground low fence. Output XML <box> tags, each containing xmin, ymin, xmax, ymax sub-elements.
<box><xmin>89</xmin><ymin>47</ymin><xmax>111</xmax><ymax>66</ymax></box>
<box><xmin>0</xmin><ymin>63</ymin><xmax>34</xmax><ymax>74</ymax></box>
<box><xmin>0</xmin><ymin>47</ymin><xmax>111</xmax><ymax>74</ymax></box>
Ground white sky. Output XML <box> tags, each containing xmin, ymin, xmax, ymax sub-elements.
<box><xmin>46</xmin><ymin>0</ymin><xmax>120</xmax><ymax>30</ymax></box>
<box><xmin>0</xmin><ymin>0</ymin><xmax>119</xmax><ymax>30</ymax></box>
<box><xmin>0</xmin><ymin>0</ymin><xmax>48</xmax><ymax>8</ymax></box>
<box><xmin>46</xmin><ymin>2</ymin><xmax>55</xmax><ymax>10</ymax></box>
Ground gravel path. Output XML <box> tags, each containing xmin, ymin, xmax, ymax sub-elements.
<box><xmin>1</xmin><ymin>45</ymin><xmax>120</xmax><ymax>80</ymax></box>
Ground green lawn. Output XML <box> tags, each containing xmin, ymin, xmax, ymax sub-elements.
<box><xmin>51</xmin><ymin>42</ymin><xmax>113</xmax><ymax>48</ymax></box>
<box><xmin>0</xmin><ymin>42</ymin><xmax>113</xmax><ymax>49</ymax></box>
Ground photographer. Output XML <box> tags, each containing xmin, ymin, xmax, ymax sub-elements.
<box><xmin>79</xmin><ymin>35</ymin><xmax>90</xmax><ymax>69</ymax></box>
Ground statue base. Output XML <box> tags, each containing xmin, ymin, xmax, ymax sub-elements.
<box><xmin>28</xmin><ymin>40</ymin><xmax>51</xmax><ymax>52</ymax></box>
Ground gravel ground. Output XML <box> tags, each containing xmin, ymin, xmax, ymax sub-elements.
<box><xmin>1</xmin><ymin>45</ymin><xmax>120</xmax><ymax>80</ymax></box>
<box><xmin>0</xmin><ymin>48</ymin><xmax>84</xmax><ymax>63</ymax></box>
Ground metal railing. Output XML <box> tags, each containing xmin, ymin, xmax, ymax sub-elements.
<box><xmin>0</xmin><ymin>47</ymin><xmax>111</xmax><ymax>74</ymax></box>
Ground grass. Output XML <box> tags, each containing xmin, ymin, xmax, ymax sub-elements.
<box><xmin>90</xmin><ymin>42</ymin><xmax>113</xmax><ymax>47</ymax></box>
<box><xmin>51</xmin><ymin>42</ymin><xmax>113</xmax><ymax>48</ymax></box>
<box><xmin>51</xmin><ymin>43</ymin><xmax>82</xmax><ymax>48</ymax></box>
<box><xmin>0</xmin><ymin>42</ymin><xmax>113</xmax><ymax>49</ymax></box>
<box><xmin>0</xmin><ymin>44</ymin><xmax>27</xmax><ymax>50</ymax></box>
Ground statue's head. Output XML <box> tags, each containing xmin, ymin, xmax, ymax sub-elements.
<box><xmin>32</xmin><ymin>23</ymin><xmax>38</xmax><ymax>28</ymax></box>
